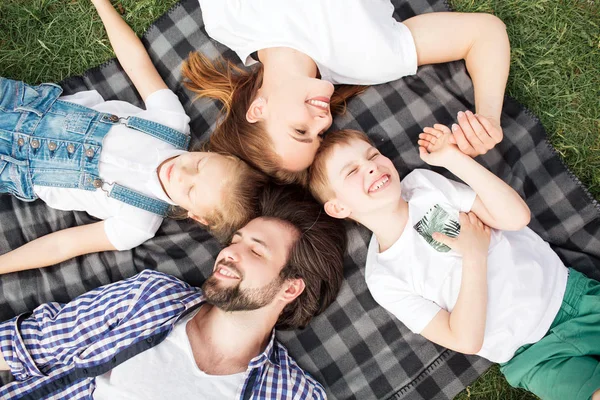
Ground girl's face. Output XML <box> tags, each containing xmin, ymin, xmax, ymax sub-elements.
<box><xmin>157</xmin><ymin>152</ymin><xmax>233</xmax><ymax>221</ymax></box>
<box><xmin>249</xmin><ymin>76</ymin><xmax>335</xmax><ymax>172</ymax></box>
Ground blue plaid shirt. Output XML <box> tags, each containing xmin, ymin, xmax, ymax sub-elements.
<box><xmin>0</xmin><ymin>270</ymin><xmax>326</xmax><ymax>400</ymax></box>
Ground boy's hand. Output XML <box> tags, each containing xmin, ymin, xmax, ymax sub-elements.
<box><xmin>432</xmin><ymin>212</ymin><xmax>491</xmax><ymax>259</ymax></box>
<box><xmin>418</xmin><ymin>124</ymin><xmax>462</xmax><ymax>167</ymax></box>
<box><xmin>448</xmin><ymin>111</ymin><xmax>503</xmax><ymax>156</ymax></box>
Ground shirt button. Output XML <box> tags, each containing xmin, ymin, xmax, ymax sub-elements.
<box><xmin>85</xmin><ymin>148</ymin><xmax>95</xmax><ymax>157</ymax></box>
<box><xmin>92</xmin><ymin>179</ymin><xmax>103</xmax><ymax>188</ymax></box>
<box><xmin>109</xmin><ymin>115</ymin><xmax>119</xmax><ymax>122</ymax></box>
<box><xmin>146</xmin><ymin>337</ymin><xmax>154</xmax><ymax>343</ymax></box>
<box><xmin>30</xmin><ymin>139</ymin><xmax>40</xmax><ymax>149</ymax></box>
<box><xmin>67</xmin><ymin>144</ymin><xmax>75</xmax><ymax>153</ymax></box>
<box><xmin>48</xmin><ymin>142</ymin><xmax>57</xmax><ymax>151</ymax></box>
<box><xmin>17</xmin><ymin>138</ymin><xmax>25</xmax><ymax>146</ymax></box>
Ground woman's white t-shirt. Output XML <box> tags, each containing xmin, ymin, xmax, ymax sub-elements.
<box><xmin>198</xmin><ymin>0</ymin><xmax>418</xmax><ymax>85</ymax></box>
<box><xmin>365</xmin><ymin>169</ymin><xmax>568</xmax><ymax>363</ymax></box>
<box><xmin>93</xmin><ymin>309</ymin><xmax>246</xmax><ymax>399</ymax></box>
<box><xmin>33</xmin><ymin>89</ymin><xmax>191</xmax><ymax>251</ymax></box>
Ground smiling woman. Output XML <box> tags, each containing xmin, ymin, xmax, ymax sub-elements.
<box><xmin>181</xmin><ymin>0</ymin><xmax>511</xmax><ymax>186</ymax></box>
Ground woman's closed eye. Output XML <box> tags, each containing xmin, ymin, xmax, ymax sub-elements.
<box><xmin>295</xmin><ymin>129</ymin><xmax>307</xmax><ymax>135</ymax></box>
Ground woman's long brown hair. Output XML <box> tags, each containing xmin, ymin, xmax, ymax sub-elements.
<box><xmin>182</xmin><ymin>51</ymin><xmax>366</xmax><ymax>186</ymax></box>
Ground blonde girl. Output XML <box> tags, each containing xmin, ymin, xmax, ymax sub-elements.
<box><xmin>0</xmin><ymin>0</ymin><xmax>267</xmax><ymax>274</ymax></box>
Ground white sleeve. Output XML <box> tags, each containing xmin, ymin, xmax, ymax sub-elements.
<box><xmin>367</xmin><ymin>271</ymin><xmax>441</xmax><ymax>334</ymax></box>
<box><xmin>141</xmin><ymin>89</ymin><xmax>191</xmax><ymax>136</ymax></box>
<box><xmin>103</xmin><ymin>215</ymin><xmax>162</xmax><ymax>251</ymax></box>
<box><xmin>405</xmin><ymin>169</ymin><xmax>476</xmax><ymax>212</ymax></box>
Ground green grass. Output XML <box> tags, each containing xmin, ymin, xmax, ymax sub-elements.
<box><xmin>0</xmin><ymin>0</ymin><xmax>599</xmax><ymax>399</ymax></box>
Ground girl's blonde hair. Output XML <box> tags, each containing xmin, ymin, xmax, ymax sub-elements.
<box><xmin>170</xmin><ymin>152</ymin><xmax>269</xmax><ymax>243</ymax></box>
<box><xmin>181</xmin><ymin>51</ymin><xmax>366</xmax><ymax>186</ymax></box>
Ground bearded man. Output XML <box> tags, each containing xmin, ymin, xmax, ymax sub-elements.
<box><xmin>0</xmin><ymin>185</ymin><xmax>346</xmax><ymax>400</ymax></box>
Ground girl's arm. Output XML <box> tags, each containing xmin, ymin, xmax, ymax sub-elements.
<box><xmin>91</xmin><ymin>0</ymin><xmax>168</xmax><ymax>100</ymax></box>
<box><xmin>0</xmin><ymin>221</ymin><xmax>116</xmax><ymax>274</ymax></box>
<box><xmin>404</xmin><ymin>12</ymin><xmax>510</xmax><ymax>156</ymax></box>
<box><xmin>419</xmin><ymin>124</ymin><xmax>530</xmax><ymax>231</ymax></box>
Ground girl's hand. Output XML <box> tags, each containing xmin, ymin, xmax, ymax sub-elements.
<box><xmin>433</xmin><ymin>212</ymin><xmax>491</xmax><ymax>259</ymax></box>
<box><xmin>418</xmin><ymin>124</ymin><xmax>462</xmax><ymax>167</ymax></box>
<box><xmin>449</xmin><ymin>111</ymin><xmax>503</xmax><ymax>156</ymax></box>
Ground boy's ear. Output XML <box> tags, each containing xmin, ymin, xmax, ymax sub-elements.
<box><xmin>246</xmin><ymin>96</ymin><xmax>267</xmax><ymax>123</ymax></box>
<box><xmin>188</xmin><ymin>212</ymin><xmax>208</xmax><ymax>226</ymax></box>
<box><xmin>324</xmin><ymin>199</ymin><xmax>351</xmax><ymax>219</ymax></box>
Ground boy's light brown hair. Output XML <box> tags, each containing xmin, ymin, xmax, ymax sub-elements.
<box><xmin>308</xmin><ymin>129</ymin><xmax>372</xmax><ymax>204</ymax></box>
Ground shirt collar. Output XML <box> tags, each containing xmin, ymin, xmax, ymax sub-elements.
<box><xmin>247</xmin><ymin>330</ymin><xmax>279</xmax><ymax>369</ymax></box>
<box><xmin>149</xmin><ymin>148</ymin><xmax>187</xmax><ymax>206</ymax></box>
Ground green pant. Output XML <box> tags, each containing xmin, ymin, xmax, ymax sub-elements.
<box><xmin>500</xmin><ymin>269</ymin><xmax>600</xmax><ymax>400</ymax></box>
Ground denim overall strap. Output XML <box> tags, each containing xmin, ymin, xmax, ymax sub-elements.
<box><xmin>108</xmin><ymin>184</ymin><xmax>171</xmax><ymax>217</ymax></box>
<box><xmin>123</xmin><ymin>116</ymin><xmax>190</xmax><ymax>150</ymax></box>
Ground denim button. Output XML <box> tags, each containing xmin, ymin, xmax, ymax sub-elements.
<box><xmin>67</xmin><ymin>144</ymin><xmax>75</xmax><ymax>153</ymax></box>
<box><xmin>30</xmin><ymin>139</ymin><xmax>40</xmax><ymax>149</ymax></box>
<box><xmin>146</xmin><ymin>337</ymin><xmax>154</xmax><ymax>343</ymax></box>
<box><xmin>17</xmin><ymin>138</ymin><xmax>25</xmax><ymax>146</ymax></box>
<box><xmin>85</xmin><ymin>148</ymin><xmax>95</xmax><ymax>157</ymax></box>
<box><xmin>92</xmin><ymin>179</ymin><xmax>102</xmax><ymax>188</ymax></box>
<box><xmin>109</xmin><ymin>115</ymin><xmax>119</xmax><ymax>122</ymax></box>
<box><xmin>48</xmin><ymin>142</ymin><xmax>57</xmax><ymax>151</ymax></box>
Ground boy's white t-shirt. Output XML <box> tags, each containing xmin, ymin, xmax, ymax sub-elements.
<box><xmin>93</xmin><ymin>309</ymin><xmax>246</xmax><ymax>399</ymax></box>
<box><xmin>365</xmin><ymin>169</ymin><xmax>568</xmax><ymax>363</ymax></box>
<box><xmin>198</xmin><ymin>0</ymin><xmax>418</xmax><ymax>85</ymax></box>
<box><xmin>33</xmin><ymin>89</ymin><xmax>191</xmax><ymax>251</ymax></box>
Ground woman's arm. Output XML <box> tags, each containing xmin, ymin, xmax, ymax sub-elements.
<box><xmin>91</xmin><ymin>0</ymin><xmax>168</xmax><ymax>100</ymax></box>
<box><xmin>404</xmin><ymin>12</ymin><xmax>510</xmax><ymax>156</ymax></box>
<box><xmin>0</xmin><ymin>221</ymin><xmax>116</xmax><ymax>274</ymax></box>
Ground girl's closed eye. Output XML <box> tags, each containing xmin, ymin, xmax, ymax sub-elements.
<box><xmin>369</xmin><ymin>152</ymin><xmax>379</xmax><ymax>160</ymax></box>
<box><xmin>296</xmin><ymin>129</ymin><xmax>306</xmax><ymax>135</ymax></box>
<box><xmin>346</xmin><ymin>167</ymin><xmax>358</xmax><ymax>177</ymax></box>
<box><xmin>251</xmin><ymin>249</ymin><xmax>262</xmax><ymax>257</ymax></box>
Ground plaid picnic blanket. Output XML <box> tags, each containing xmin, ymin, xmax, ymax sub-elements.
<box><xmin>1</xmin><ymin>0</ymin><xmax>599</xmax><ymax>398</ymax></box>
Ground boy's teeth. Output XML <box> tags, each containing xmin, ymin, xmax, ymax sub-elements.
<box><xmin>370</xmin><ymin>176</ymin><xmax>389</xmax><ymax>192</ymax></box>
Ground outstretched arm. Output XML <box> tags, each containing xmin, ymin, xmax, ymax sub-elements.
<box><xmin>418</xmin><ymin>124</ymin><xmax>530</xmax><ymax>231</ymax></box>
<box><xmin>0</xmin><ymin>221</ymin><xmax>116</xmax><ymax>274</ymax></box>
<box><xmin>91</xmin><ymin>0</ymin><xmax>168</xmax><ymax>100</ymax></box>
<box><xmin>404</xmin><ymin>12</ymin><xmax>510</xmax><ymax>156</ymax></box>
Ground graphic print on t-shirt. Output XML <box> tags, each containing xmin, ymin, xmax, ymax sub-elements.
<box><xmin>414</xmin><ymin>204</ymin><xmax>460</xmax><ymax>252</ymax></box>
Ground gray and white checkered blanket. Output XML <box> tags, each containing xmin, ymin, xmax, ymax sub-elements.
<box><xmin>1</xmin><ymin>0</ymin><xmax>599</xmax><ymax>398</ymax></box>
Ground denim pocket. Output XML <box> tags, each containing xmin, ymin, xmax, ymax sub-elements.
<box><xmin>0</xmin><ymin>156</ymin><xmax>35</xmax><ymax>201</ymax></box>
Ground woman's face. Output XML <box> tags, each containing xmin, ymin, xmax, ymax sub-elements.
<box><xmin>249</xmin><ymin>76</ymin><xmax>335</xmax><ymax>172</ymax></box>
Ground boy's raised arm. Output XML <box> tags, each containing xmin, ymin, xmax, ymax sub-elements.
<box><xmin>418</xmin><ymin>123</ymin><xmax>531</xmax><ymax>231</ymax></box>
<box><xmin>91</xmin><ymin>0</ymin><xmax>168</xmax><ymax>100</ymax></box>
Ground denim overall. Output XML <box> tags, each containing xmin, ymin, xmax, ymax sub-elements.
<box><xmin>0</xmin><ymin>78</ymin><xmax>190</xmax><ymax>217</ymax></box>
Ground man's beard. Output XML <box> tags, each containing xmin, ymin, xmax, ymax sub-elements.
<box><xmin>202</xmin><ymin>261</ymin><xmax>284</xmax><ymax>312</ymax></box>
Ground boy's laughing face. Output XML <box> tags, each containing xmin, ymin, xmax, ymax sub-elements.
<box><xmin>323</xmin><ymin>139</ymin><xmax>402</xmax><ymax>220</ymax></box>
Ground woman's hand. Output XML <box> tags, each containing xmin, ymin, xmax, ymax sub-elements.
<box><xmin>433</xmin><ymin>212</ymin><xmax>491</xmax><ymax>259</ymax></box>
<box><xmin>449</xmin><ymin>111</ymin><xmax>503</xmax><ymax>156</ymax></box>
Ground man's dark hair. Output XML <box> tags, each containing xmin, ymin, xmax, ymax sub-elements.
<box><xmin>258</xmin><ymin>183</ymin><xmax>347</xmax><ymax>330</ymax></box>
